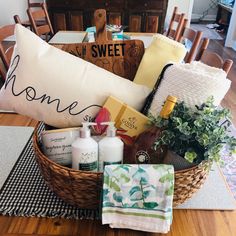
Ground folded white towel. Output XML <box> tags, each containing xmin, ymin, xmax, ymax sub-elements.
<box><xmin>102</xmin><ymin>164</ymin><xmax>174</xmax><ymax>233</ymax></box>
<box><xmin>149</xmin><ymin>61</ymin><xmax>231</xmax><ymax>116</ymax></box>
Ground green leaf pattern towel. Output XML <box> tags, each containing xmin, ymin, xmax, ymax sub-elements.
<box><xmin>102</xmin><ymin>164</ymin><xmax>174</xmax><ymax>233</ymax></box>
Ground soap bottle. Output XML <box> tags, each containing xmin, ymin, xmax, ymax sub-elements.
<box><xmin>98</xmin><ymin>122</ymin><xmax>124</xmax><ymax>171</ymax></box>
<box><xmin>72</xmin><ymin>122</ymin><xmax>98</xmax><ymax>171</ymax></box>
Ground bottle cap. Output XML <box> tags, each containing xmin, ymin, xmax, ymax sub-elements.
<box><xmin>167</xmin><ymin>95</ymin><xmax>177</xmax><ymax>103</ymax></box>
<box><xmin>80</xmin><ymin>122</ymin><xmax>97</xmax><ymax>138</ymax></box>
<box><xmin>160</xmin><ymin>95</ymin><xmax>177</xmax><ymax>119</ymax></box>
<box><xmin>100</xmin><ymin>122</ymin><xmax>116</xmax><ymax>137</ymax></box>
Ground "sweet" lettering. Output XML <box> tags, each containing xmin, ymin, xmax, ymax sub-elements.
<box><xmin>91</xmin><ymin>43</ymin><xmax>125</xmax><ymax>57</ymax></box>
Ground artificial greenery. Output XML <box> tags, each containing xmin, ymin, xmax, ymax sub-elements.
<box><xmin>149</xmin><ymin>97</ymin><xmax>236</xmax><ymax>166</ymax></box>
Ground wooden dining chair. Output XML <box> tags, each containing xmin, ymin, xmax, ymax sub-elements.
<box><xmin>0</xmin><ymin>24</ymin><xmax>15</xmax><ymax>80</ymax></box>
<box><xmin>27</xmin><ymin>3</ymin><xmax>54</xmax><ymax>41</ymax></box>
<box><xmin>178</xmin><ymin>19</ymin><xmax>203</xmax><ymax>63</ymax></box>
<box><xmin>14</xmin><ymin>1</ymin><xmax>44</xmax><ymax>29</ymax></box>
<box><xmin>195</xmin><ymin>38</ymin><xmax>210</xmax><ymax>61</ymax></box>
<box><xmin>166</xmin><ymin>6</ymin><xmax>185</xmax><ymax>40</ymax></box>
<box><xmin>195</xmin><ymin>38</ymin><xmax>233</xmax><ymax>75</ymax></box>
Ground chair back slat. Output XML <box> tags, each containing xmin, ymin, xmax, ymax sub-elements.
<box><xmin>177</xmin><ymin>17</ymin><xmax>203</xmax><ymax>63</ymax></box>
<box><xmin>31</xmin><ymin>9</ymin><xmax>46</xmax><ymax>20</ymax></box>
<box><xmin>195</xmin><ymin>38</ymin><xmax>210</xmax><ymax>61</ymax></box>
<box><xmin>28</xmin><ymin>0</ymin><xmax>42</xmax><ymax>8</ymax></box>
<box><xmin>37</xmin><ymin>25</ymin><xmax>51</xmax><ymax>36</ymax></box>
<box><xmin>166</xmin><ymin>7</ymin><xmax>185</xmax><ymax>40</ymax></box>
<box><xmin>195</xmin><ymin>38</ymin><xmax>233</xmax><ymax>75</ymax></box>
<box><xmin>0</xmin><ymin>24</ymin><xmax>15</xmax><ymax>80</ymax></box>
<box><xmin>222</xmin><ymin>59</ymin><xmax>233</xmax><ymax>75</ymax></box>
<box><xmin>185</xmin><ymin>30</ymin><xmax>202</xmax><ymax>63</ymax></box>
<box><xmin>168</xmin><ymin>29</ymin><xmax>176</xmax><ymax>39</ymax></box>
<box><xmin>27</xmin><ymin>3</ymin><xmax>54</xmax><ymax>41</ymax></box>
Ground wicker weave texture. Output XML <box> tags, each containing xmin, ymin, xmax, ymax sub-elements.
<box><xmin>33</xmin><ymin>123</ymin><xmax>209</xmax><ymax>209</ymax></box>
<box><xmin>173</xmin><ymin>165</ymin><xmax>208</xmax><ymax>206</ymax></box>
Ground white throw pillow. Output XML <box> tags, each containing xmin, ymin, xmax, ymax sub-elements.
<box><xmin>149</xmin><ymin>61</ymin><xmax>231</xmax><ymax>116</ymax></box>
<box><xmin>0</xmin><ymin>24</ymin><xmax>151</xmax><ymax>128</ymax></box>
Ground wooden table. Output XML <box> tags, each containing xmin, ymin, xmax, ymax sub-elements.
<box><xmin>1</xmin><ymin>29</ymin><xmax>236</xmax><ymax>235</ymax></box>
<box><xmin>0</xmin><ymin>112</ymin><xmax>236</xmax><ymax>236</ymax></box>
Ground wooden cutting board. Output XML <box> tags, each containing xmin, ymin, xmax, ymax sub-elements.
<box><xmin>62</xmin><ymin>9</ymin><xmax>145</xmax><ymax>81</ymax></box>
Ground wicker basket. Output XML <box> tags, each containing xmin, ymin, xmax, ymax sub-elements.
<box><xmin>33</xmin><ymin>122</ymin><xmax>209</xmax><ymax>209</ymax></box>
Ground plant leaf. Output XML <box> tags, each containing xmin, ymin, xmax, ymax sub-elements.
<box><xmin>165</xmin><ymin>185</ymin><xmax>174</xmax><ymax>196</ymax></box>
<box><xmin>103</xmin><ymin>202</ymin><xmax>115</xmax><ymax>207</ymax></box>
<box><xmin>159</xmin><ymin>173</ymin><xmax>174</xmax><ymax>183</ymax></box>
<box><xmin>131</xmin><ymin>202</ymin><xmax>140</xmax><ymax>208</ymax></box>
<box><xmin>103</xmin><ymin>188</ymin><xmax>109</xmax><ymax>196</ymax></box>
<box><xmin>113</xmin><ymin>165</ymin><xmax>130</xmax><ymax>172</ymax></box>
<box><xmin>130</xmin><ymin>191</ymin><xmax>143</xmax><ymax>201</ymax></box>
<box><xmin>110</xmin><ymin>181</ymin><xmax>121</xmax><ymax>192</ymax></box>
<box><xmin>120</xmin><ymin>173</ymin><xmax>130</xmax><ymax>183</ymax></box>
<box><xmin>143</xmin><ymin>190</ymin><xmax>150</xmax><ymax>198</ymax></box>
<box><xmin>113</xmin><ymin>192</ymin><xmax>123</xmax><ymax>203</ymax></box>
<box><xmin>129</xmin><ymin>186</ymin><xmax>141</xmax><ymax>196</ymax></box>
<box><xmin>140</xmin><ymin>177</ymin><xmax>148</xmax><ymax>185</ymax></box>
<box><xmin>143</xmin><ymin>202</ymin><xmax>158</xmax><ymax>209</ymax></box>
<box><xmin>103</xmin><ymin>175</ymin><xmax>110</xmax><ymax>186</ymax></box>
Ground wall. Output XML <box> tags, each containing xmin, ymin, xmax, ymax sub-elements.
<box><xmin>0</xmin><ymin>0</ymin><xmax>28</xmax><ymax>25</ymax></box>
<box><xmin>0</xmin><ymin>0</ymin><xmax>44</xmax><ymax>25</ymax></box>
<box><xmin>165</xmin><ymin>0</ymin><xmax>194</xmax><ymax>29</ymax></box>
<box><xmin>225</xmin><ymin>3</ymin><xmax>236</xmax><ymax>50</ymax></box>
<box><xmin>192</xmin><ymin>0</ymin><xmax>218</xmax><ymax>21</ymax></box>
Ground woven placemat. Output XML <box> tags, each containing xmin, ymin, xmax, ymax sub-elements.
<box><xmin>0</xmin><ymin>124</ymin><xmax>235</xmax><ymax>218</ymax></box>
<box><xmin>0</xmin><ymin>126</ymin><xmax>34</xmax><ymax>189</ymax></box>
<box><xmin>0</xmin><ymin>124</ymin><xmax>99</xmax><ymax>220</ymax></box>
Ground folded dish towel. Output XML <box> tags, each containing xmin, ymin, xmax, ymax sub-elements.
<box><xmin>133</xmin><ymin>34</ymin><xmax>187</xmax><ymax>89</ymax></box>
<box><xmin>102</xmin><ymin>164</ymin><xmax>174</xmax><ymax>233</ymax></box>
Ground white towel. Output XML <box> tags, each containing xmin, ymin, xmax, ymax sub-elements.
<box><xmin>102</xmin><ymin>164</ymin><xmax>174</xmax><ymax>233</ymax></box>
<box><xmin>149</xmin><ymin>61</ymin><xmax>231</xmax><ymax>116</ymax></box>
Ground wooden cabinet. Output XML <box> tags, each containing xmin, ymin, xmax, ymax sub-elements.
<box><xmin>46</xmin><ymin>0</ymin><xmax>168</xmax><ymax>33</ymax></box>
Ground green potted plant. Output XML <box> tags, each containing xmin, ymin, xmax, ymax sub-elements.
<box><xmin>149</xmin><ymin>97</ymin><xmax>236</xmax><ymax>170</ymax></box>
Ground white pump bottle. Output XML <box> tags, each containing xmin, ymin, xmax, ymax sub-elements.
<box><xmin>72</xmin><ymin>122</ymin><xmax>98</xmax><ymax>171</ymax></box>
<box><xmin>98</xmin><ymin>122</ymin><xmax>124</xmax><ymax>171</ymax></box>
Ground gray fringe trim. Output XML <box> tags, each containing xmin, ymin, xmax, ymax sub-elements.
<box><xmin>0</xmin><ymin>206</ymin><xmax>100</xmax><ymax>220</ymax></box>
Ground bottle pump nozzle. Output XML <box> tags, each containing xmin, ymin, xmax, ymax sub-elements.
<box><xmin>80</xmin><ymin>122</ymin><xmax>97</xmax><ymax>138</ymax></box>
<box><xmin>100</xmin><ymin>122</ymin><xmax>116</xmax><ymax>137</ymax></box>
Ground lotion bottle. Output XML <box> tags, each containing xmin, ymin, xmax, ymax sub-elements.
<box><xmin>98</xmin><ymin>122</ymin><xmax>124</xmax><ymax>171</ymax></box>
<box><xmin>72</xmin><ymin>122</ymin><xmax>98</xmax><ymax>171</ymax></box>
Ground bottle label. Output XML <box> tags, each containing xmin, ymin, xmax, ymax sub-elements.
<box><xmin>79</xmin><ymin>161</ymin><xmax>98</xmax><ymax>171</ymax></box>
<box><xmin>135</xmin><ymin>150</ymin><xmax>150</xmax><ymax>164</ymax></box>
